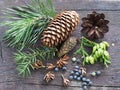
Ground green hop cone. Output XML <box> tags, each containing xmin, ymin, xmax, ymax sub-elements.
<box><xmin>89</xmin><ymin>56</ymin><xmax>95</xmax><ymax>64</ymax></box>
<box><xmin>96</xmin><ymin>44</ymin><xmax>100</xmax><ymax>50</ymax></box>
<box><xmin>103</xmin><ymin>51</ymin><xmax>110</xmax><ymax>60</ymax></box>
<box><xmin>99</xmin><ymin>43</ymin><xmax>106</xmax><ymax>50</ymax></box>
<box><xmin>103</xmin><ymin>59</ymin><xmax>111</xmax><ymax>68</ymax></box>
<box><xmin>105</xmin><ymin>60</ymin><xmax>111</xmax><ymax>64</ymax></box>
<box><xmin>97</xmin><ymin>50</ymin><xmax>101</xmax><ymax>57</ymax></box>
<box><xmin>85</xmin><ymin>56</ymin><xmax>89</xmax><ymax>63</ymax></box>
<box><xmin>97</xmin><ymin>48</ymin><xmax>104</xmax><ymax>56</ymax></box>
<box><xmin>93</xmin><ymin>54</ymin><xmax>97</xmax><ymax>61</ymax></box>
<box><xmin>102</xmin><ymin>41</ymin><xmax>110</xmax><ymax>47</ymax></box>
<box><xmin>94</xmin><ymin>51</ymin><xmax>100</xmax><ymax>58</ymax></box>
<box><xmin>93</xmin><ymin>46</ymin><xmax>97</xmax><ymax>53</ymax></box>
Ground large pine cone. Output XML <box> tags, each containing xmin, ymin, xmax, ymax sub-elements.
<box><xmin>81</xmin><ymin>11</ymin><xmax>109</xmax><ymax>39</ymax></box>
<box><xmin>41</xmin><ymin>11</ymin><xmax>79</xmax><ymax>47</ymax></box>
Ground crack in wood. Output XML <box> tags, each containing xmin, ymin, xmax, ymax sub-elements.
<box><xmin>0</xmin><ymin>80</ymin><xmax>23</xmax><ymax>83</ymax></box>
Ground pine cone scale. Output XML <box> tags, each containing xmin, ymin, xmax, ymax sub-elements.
<box><xmin>81</xmin><ymin>28</ymin><xmax>90</xmax><ymax>34</ymax></box>
<box><xmin>61</xmin><ymin>16</ymin><xmax>73</xmax><ymax>30</ymax></box>
<box><xmin>95</xmin><ymin>30</ymin><xmax>104</xmax><ymax>39</ymax></box>
<box><xmin>59</xmin><ymin>19</ymin><xmax>72</xmax><ymax>32</ymax></box>
<box><xmin>61</xmin><ymin>15</ymin><xmax>72</xmax><ymax>24</ymax></box>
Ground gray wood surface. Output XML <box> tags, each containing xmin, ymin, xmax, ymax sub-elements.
<box><xmin>0</xmin><ymin>0</ymin><xmax>120</xmax><ymax>90</ymax></box>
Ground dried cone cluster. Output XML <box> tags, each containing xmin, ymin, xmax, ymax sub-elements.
<box><xmin>56</xmin><ymin>55</ymin><xmax>69</xmax><ymax>68</ymax></box>
<box><xmin>44</xmin><ymin>71</ymin><xmax>55</xmax><ymax>83</ymax></box>
<box><xmin>80</xmin><ymin>67</ymin><xmax>87</xmax><ymax>76</ymax></box>
<box><xmin>61</xmin><ymin>75</ymin><xmax>71</xmax><ymax>87</ymax></box>
<box><xmin>81</xmin><ymin>11</ymin><xmax>109</xmax><ymax>39</ymax></box>
<box><xmin>58</xmin><ymin>37</ymin><xmax>77</xmax><ymax>57</ymax></box>
<box><xmin>46</xmin><ymin>63</ymin><xmax>55</xmax><ymax>70</ymax></box>
<box><xmin>41</xmin><ymin>11</ymin><xmax>79</xmax><ymax>47</ymax></box>
<box><xmin>33</xmin><ymin>60</ymin><xmax>44</xmax><ymax>69</ymax></box>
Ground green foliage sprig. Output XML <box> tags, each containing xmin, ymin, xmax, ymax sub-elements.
<box><xmin>74</xmin><ymin>37</ymin><xmax>111</xmax><ymax>67</ymax></box>
<box><xmin>1</xmin><ymin>0</ymin><xmax>58</xmax><ymax>77</ymax></box>
<box><xmin>14</xmin><ymin>47</ymin><xmax>57</xmax><ymax>77</ymax></box>
<box><xmin>1</xmin><ymin>0</ymin><xmax>56</xmax><ymax>50</ymax></box>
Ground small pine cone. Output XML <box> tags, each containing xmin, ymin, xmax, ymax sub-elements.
<box><xmin>41</xmin><ymin>11</ymin><xmax>79</xmax><ymax>47</ymax></box>
<box><xmin>58</xmin><ymin>37</ymin><xmax>77</xmax><ymax>57</ymax></box>
<box><xmin>46</xmin><ymin>63</ymin><xmax>55</xmax><ymax>70</ymax></box>
<box><xmin>80</xmin><ymin>67</ymin><xmax>87</xmax><ymax>76</ymax></box>
<box><xmin>44</xmin><ymin>71</ymin><xmax>55</xmax><ymax>83</ymax></box>
<box><xmin>56</xmin><ymin>55</ymin><xmax>69</xmax><ymax>68</ymax></box>
<box><xmin>61</xmin><ymin>75</ymin><xmax>71</xmax><ymax>87</ymax></box>
<box><xmin>81</xmin><ymin>11</ymin><xmax>109</xmax><ymax>39</ymax></box>
<box><xmin>33</xmin><ymin>60</ymin><xmax>44</xmax><ymax>69</ymax></box>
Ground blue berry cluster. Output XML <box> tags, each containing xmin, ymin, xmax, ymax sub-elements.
<box><xmin>54</xmin><ymin>66</ymin><xmax>67</xmax><ymax>72</ymax></box>
<box><xmin>52</xmin><ymin>57</ymin><xmax>95</xmax><ymax>90</ymax></box>
<box><xmin>68</xmin><ymin>66</ymin><xmax>92</xmax><ymax>90</ymax></box>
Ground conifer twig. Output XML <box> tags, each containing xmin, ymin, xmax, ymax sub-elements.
<box><xmin>14</xmin><ymin>47</ymin><xmax>57</xmax><ymax>77</ymax></box>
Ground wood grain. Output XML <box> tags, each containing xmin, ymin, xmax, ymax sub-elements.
<box><xmin>0</xmin><ymin>0</ymin><xmax>120</xmax><ymax>90</ymax></box>
<box><xmin>53</xmin><ymin>0</ymin><xmax>120</xmax><ymax>11</ymax></box>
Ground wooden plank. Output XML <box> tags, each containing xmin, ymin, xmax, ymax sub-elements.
<box><xmin>0</xmin><ymin>0</ymin><xmax>120</xmax><ymax>90</ymax></box>
<box><xmin>0</xmin><ymin>42</ymin><xmax>3</xmax><ymax>60</ymax></box>
<box><xmin>1</xmin><ymin>0</ymin><xmax>120</xmax><ymax>11</ymax></box>
<box><xmin>0</xmin><ymin>10</ymin><xmax>120</xmax><ymax>88</ymax></box>
<box><xmin>0</xmin><ymin>0</ymin><xmax>24</xmax><ymax>9</ymax></box>
<box><xmin>1</xmin><ymin>43</ymin><xmax>15</xmax><ymax>60</ymax></box>
<box><xmin>0</xmin><ymin>82</ymin><xmax>120</xmax><ymax>90</ymax></box>
<box><xmin>53</xmin><ymin>0</ymin><xmax>120</xmax><ymax>10</ymax></box>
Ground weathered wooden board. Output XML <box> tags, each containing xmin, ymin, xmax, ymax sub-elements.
<box><xmin>53</xmin><ymin>0</ymin><xmax>120</xmax><ymax>11</ymax></box>
<box><xmin>0</xmin><ymin>0</ymin><xmax>120</xmax><ymax>90</ymax></box>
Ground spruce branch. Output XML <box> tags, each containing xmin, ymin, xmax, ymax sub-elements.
<box><xmin>14</xmin><ymin>47</ymin><xmax>57</xmax><ymax>77</ymax></box>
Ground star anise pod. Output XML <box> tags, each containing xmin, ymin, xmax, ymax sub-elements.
<box><xmin>33</xmin><ymin>60</ymin><xmax>45</xmax><ymax>69</ymax></box>
<box><xmin>56</xmin><ymin>55</ymin><xmax>69</xmax><ymax>68</ymax></box>
<box><xmin>80</xmin><ymin>67</ymin><xmax>87</xmax><ymax>76</ymax></box>
<box><xmin>81</xmin><ymin>11</ymin><xmax>109</xmax><ymax>39</ymax></box>
<box><xmin>46</xmin><ymin>63</ymin><xmax>55</xmax><ymax>70</ymax></box>
<box><xmin>61</xmin><ymin>75</ymin><xmax>71</xmax><ymax>87</ymax></box>
<box><xmin>44</xmin><ymin>71</ymin><xmax>55</xmax><ymax>83</ymax></box>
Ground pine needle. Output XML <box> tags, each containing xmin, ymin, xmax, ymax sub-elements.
<box><xmin>1</xmin><ymin>0</ymin><xmax>57</xmax><ymax>77</ymax></box>
<box><xmin>1</xmin><ymin>0</ymin><xmax>56</xmax><ymax>50</ymax></box>
<box><xmin>14</xmin><ymin>47</ymin><xmax>57</xmax><ymax>77</ymax></box>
